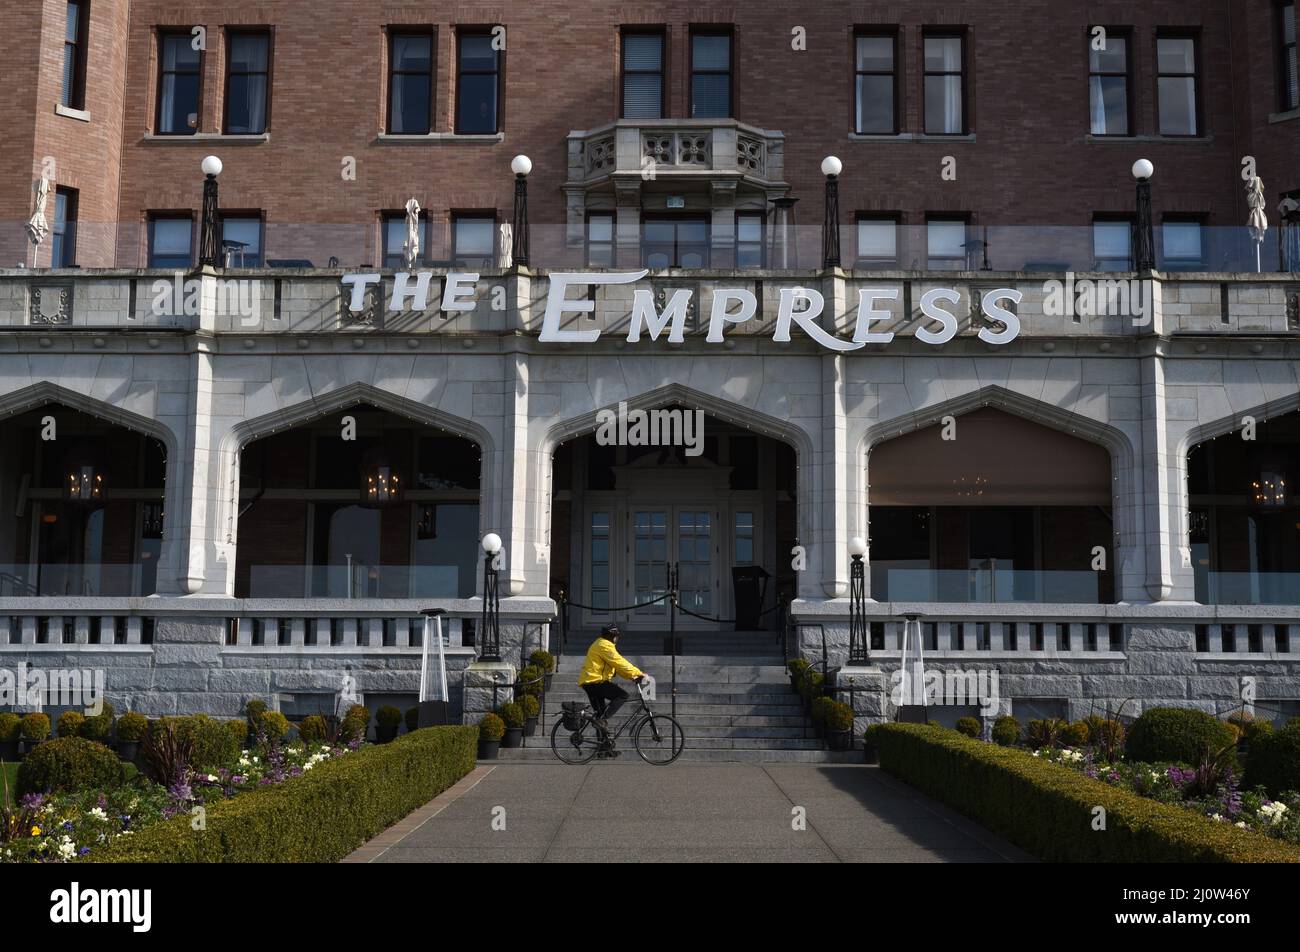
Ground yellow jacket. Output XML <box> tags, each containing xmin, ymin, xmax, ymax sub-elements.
<box><xmin>578</xmin><ymin>637</ymin><xmax>644</xmax><ymax>686</ymax></box>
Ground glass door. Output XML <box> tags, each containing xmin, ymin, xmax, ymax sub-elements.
<box><xmin>632</xmin><ymin>510</ymin><xmax>669</xmax><ymax>617</ymax></box>
<box><xmin>677</xmin><ymin>510</ymin><xmax>713</xmax><ymax>616</ymax></box>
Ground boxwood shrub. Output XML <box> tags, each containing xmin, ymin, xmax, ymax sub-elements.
<box><xmin>1126</xmin><ymin>707</ymin><xmax>1237</xmax><ymax>766</ymax></box>
<box><xmin>89</xmin><ymin>726</ymin><xmax>478</xmax><ymax>863</ymax></box>
<box><xmin>1243</xmin><ymin>722</ymin><xmax>1300</xmax><ymax>798</ymax></box>
<box><xmin>874</xmin><ymin>723</ymin><xmax>1300</xmax><ymax>863</ymax></box>
<box><xmin>17</xmin><ymin>737</ymin><xmax>125</xmax><ymax>797</ymax></box>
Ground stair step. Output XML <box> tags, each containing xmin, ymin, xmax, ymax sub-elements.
<box><xmin>493</xmin><ymin>747</ymin><xmax>861</xmax><ymax>764</ymax></box>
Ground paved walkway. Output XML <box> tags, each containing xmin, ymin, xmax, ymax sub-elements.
<box><xmin>344</xmin><ymin>763</ymin><xmax>1032</xmax><ymax>863</ymax></box>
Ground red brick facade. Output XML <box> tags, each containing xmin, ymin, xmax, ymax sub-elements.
<box><xmin>2</xmin><ymin>1</ymin><xmax>1297</xmax><ymax>268</ymax></box>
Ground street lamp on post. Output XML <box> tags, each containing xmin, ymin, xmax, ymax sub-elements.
<box><xmin>198</xmin><ymin>155</ymin><xmax>223</xmax><ymax>269</ymax></box>
<box><xmin>479</xmin><ymin>533</ymin><xmax>503</xmax><ymax>662</ymax></box>
<box><xmin>1131</xmin><ymin>159</ymin><xmax>1155</xmax><ymax>272</ymax></box>
<box><xmin>510</xmin><ymin>154</ymin><xmax>531</xmax><ymax>267</ymax></box>
<box><xmin>821</xmin><ymin>156</ymin><xmax>842</xmax><ymax>269</ymax></box>
<box><xmin>848</xmin><ymin>536</ymin><xmax>869</xmax><ymax>664</ymax></box>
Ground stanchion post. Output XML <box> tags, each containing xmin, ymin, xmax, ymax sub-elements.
<box><xmin>669</xmin><ymin>562</ymin><xmax>678</xmax><ymax>720</ymax></box>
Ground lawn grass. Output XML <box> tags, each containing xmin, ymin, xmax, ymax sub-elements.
<box><xmin>1</xmin><ymin>762</ymin><xmax>17</xmax><ymax>807</ymax></box>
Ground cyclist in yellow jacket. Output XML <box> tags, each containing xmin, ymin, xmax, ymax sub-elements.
<box><xmin>578</xmin><ymin>623</ymin><xmax>644</xmax><ymax>730</ymax></box>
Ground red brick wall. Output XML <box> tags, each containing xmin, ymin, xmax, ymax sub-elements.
<box><xmin>2</xmin><ymin>1</ymin><xmax>1298</xmax><ymax>267</ymax></box>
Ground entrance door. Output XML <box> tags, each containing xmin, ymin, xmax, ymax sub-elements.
<box><xmin>627</xmin><ymin>507</ymin><xmax>716</xmax><ymax>628</ymax></box>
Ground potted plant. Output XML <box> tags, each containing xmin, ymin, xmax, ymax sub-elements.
<box><xmin>405</xmin><ymin>706</ymin><xmax>420</xmax><ymax>734</ymax></box>
<box><xmin>798</xmin><ymin>671</ymin><xmax>823</xmax><ymax>713</ymax></box>
<box><xmin>862</xmin><ymin>724</ymin><xmax>882</xmax><ymax>764</ymax></box>
<box><xmin>19</xmin><ymin>712</ymin><xmax>50</xmax><ymax>756</ymax></box>
<box><xmin>530</xmin><ymin>649</ymin><xmax>557</xmax><ymax>691</ymax></box>
<box><xmin>115</xmin><ymin>711</ymin><xmax>148</xmax><ymax>763</ymax></box>
<box><xmin>477</xmin><ymin>713</ymin><xmax>505</xmax><ymax>760</ymax></box>
<box><xmin>787</xmin><ymin>658</ymin><xmax>810</xmax><ymax>693</ymax></box>
<box><xmin>0</xmin><ymin>713</ymin><xmax>19</xmax><ymax>762</ymax></box>
<box><xmin>79</xmin><ymin>703</ymin><xmax>115</xmax><ymax>749</ymax></box>
<box><xmin>520</xmin><ymin>694</ymin><xmax>541</xmax><ymax>736</ymax></box>
<box><xmin>57</xmin><ymin>710</ymin><xmax>86</xmax><ymax>738</ymax></box>
<box><xmin>498</xmin><ymin>702</ymin><xmax>524</xmax><ymax>748</ymax></box>
<box><xmin>375</xmin><ymin>706</ymin><xmax>402</xmax><ymax>744</ymax></box>
<box><xmin>825</xmin><ymin>700</ymin><xmax>855</xmax><ymax>751</ymax></box>
<box><xmin>518</xmin><ymin>664</ymin><xmax>545</xmax><ymax>699</ymax></box>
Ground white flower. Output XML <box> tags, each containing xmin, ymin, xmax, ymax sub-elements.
<box><xmin>88</xmin><ymin>807</ymin><xmax>107</xmax><ymax>821</ymax></box>
<box><xmin>1235</xmin><ymin>821</ymin><xmax>1247</xmax><ymax>829</ymax></box>
<box><xmin>56</xmin><ymin>836</ymin><xmax>77</xmax><ymax>860</ymax></box>
<box><xmin>1209</xmin><ymin>813</ymin><xmax>1223</xmax><ymax>822</ymax></box>
<box><xmin>206</xmin><ymin>774</ymin><xmax>218</xmax><ymax>782</ymax></box>
<box><xmin>1260</xmin><ymin>802</ymin><xmax>1288</xmax><ymax>825</ymax></box>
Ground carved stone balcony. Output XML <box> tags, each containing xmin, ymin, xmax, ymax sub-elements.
<box><xmin>567</xmin><ymin>118</ymin><xmax>786</xmax><ymax>188</ymax></box>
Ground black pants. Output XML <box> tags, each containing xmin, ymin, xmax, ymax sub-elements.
<box><xmin>583</xmin><ymin>681</ymin><xmax>628</xmax><ymax>723</ymax></box>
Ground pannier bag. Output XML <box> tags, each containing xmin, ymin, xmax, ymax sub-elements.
<box><xmin>561</xmin><ymin>702</ymin><xmax>587</xmax><ymax>731</ymax></box>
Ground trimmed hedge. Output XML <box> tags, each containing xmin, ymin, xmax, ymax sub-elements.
<box><xmin>17</xmin><ymin>737</ymin><xmax>125</xmax><ymax>797</ymax></box>
<box><xmin>88</xmin><ymin>726</ymin><xmax>478</xmax><ymax>863</ymax></box>
<box><xmin>874</xmin><ymin>723</ymin><xmax>1300</xmax><ymax>863</ymax></box>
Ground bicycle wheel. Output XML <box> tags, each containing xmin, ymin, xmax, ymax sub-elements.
<box><xmin>633</xmin><ymin>713</ymin><xmax>685</xmax><ymax>765</ymax></box>
<box><xmin>551</xmin><ymin>718</ymin><xmax>601</xmax><ymax>765</ymax></box>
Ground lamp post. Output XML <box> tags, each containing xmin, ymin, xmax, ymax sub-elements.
<box><xmin>1131</xmin><ymin>158</ymin><xmax>1155</xmax><ymax>272</ymax></box>
<box><xmin>848</xmin><ymin>536</ymin><xmax>869</xmax><ymax>664</ymax></box>
<box><xmin>510</xmin><ymin>154</ymin><xmax>531</xmax><ymax>267</ymax></box>
<box><xmin>198</xmin><ymin>155</ymin><xmax>223</xmax><ymax>269</ymax></box>
<box><xmin>821</xmin><ymin>156</ymin><xmax>842</xmax><ymax>269</ymax></box>
<box><xmin>479</xmin><ymin>532</ymin><xmax>503</xmax><ymax>662</ymax></box>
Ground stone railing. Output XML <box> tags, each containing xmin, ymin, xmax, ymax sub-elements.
<box><xmin>566</xmin><ymin>118</ymin><xmax>786</xmax><ymax>186</ymax></box>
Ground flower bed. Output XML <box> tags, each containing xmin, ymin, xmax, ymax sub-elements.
<box><xmin>2</xmin><ymin>739</ymin><xmax>356</xmax><ymax>864</ymax></box>
<box><xmin>872</xmin><ymin>723</ymin><xmax>1300</xmax><ymax>862</ymax></box>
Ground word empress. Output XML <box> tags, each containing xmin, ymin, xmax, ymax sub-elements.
<box><xmin>340</xmin><ymin>270</ymin><xmax>1022</xmax><ymax>350</ymax></box>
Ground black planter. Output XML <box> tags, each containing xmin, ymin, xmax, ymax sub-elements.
<box><xmin>826</xmin><ymin>729</ymin><xmax>852</xmax><ymax>752</ymax></box>
<box><xmin>862</xmin><ymin>743</ymin><xmax>878</xmax><ymax>765</ymax></box>
<box><xmin>376</xmin><ymin>726</ymin><xmax>399</xmax><ymax>744</ymax></box>
<box><xmin>19</xmin><ymin>738</ymin><xmax>47</xmax><ymax>758</ymax></box>
<box><xmin>544</xmin><ymin>672</ymin><xmax>554</xmax><ymax>692</ymax></box>
<box><xmin>117</xmin><ymin>740</ymin><xmax>140</xmax><ymax>763</ymax></box>
<box><xmin>477</xmin><ymin>738</ymin><xmax>500</xmax><ymax>759</ymax></box>
<box><xmin>812</xmin><ymin>722</ymin><xmax>825</xmax><ymax>739</ymax></box>
<box><xmin>501</xmin><ymin>726</ymin><xmax>523</xmax><ymax>748</ymax></box>
<box><xmin>0</xmin><ymin>739</ymin><xmax>17</xmax><ymax>762</ymax></box>
<box><xmin>523</xmin><ymin>716</ymin><xmax>538</xmax><ymax>737</ymax></box>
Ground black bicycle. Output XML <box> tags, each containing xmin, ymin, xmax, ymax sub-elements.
<box><xmin>551</xmin><ymin>678</ymin><xmax>685</xmax><ymax>765</ymax></box>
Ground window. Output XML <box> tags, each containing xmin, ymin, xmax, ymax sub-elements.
<box><xmin>586</xmin><ymin>212</ymin><xmax>615</xmax><ymax>267</ymax></box>
<box><xmin>691</xmin><ymin>30</ymin><xmax>732</xmax><ymax>118</ymax></box>
<box><xmin>225</xmin><ymin>31</ymin><xmax>270</xmax><ymax>134</ymax></box>
<box><xmin>452</xmin><ymin>214</ymin><xmax>495</xmax><ymax>268</ymax></box>
<box><xmin>387</xmin><ymin>30</ymin><xmax>433</xmax><ymax>134</ymax></box>
<box><xmin>1281</xmin><ymin>3</ymin><xmax>1298</xmax><ymax>110</ymax></box>
<box><xmin>735</xmin><ymin>212</ymin><xmax>764</xmax><ymax>267</ymax></box>
<box><xmin>381</xmin><ymin>211</ymin><xmax>429</xmax><ymax>268</ymax></box>
<box><xmin>857</xmin><ymin>214</ymin><xmax>899</xmax><ymax>266</ymax></box>
<box><xmin>147</xmin><ymin>215</ymin><xmax>193</xmax><ymax>268</ymax></box>
<box><xmin>1088</xmin><ymin>28</ymin><xmax>1130</xmax><ymax>135</ymax></box>
<box><xmin>923</xmin><ymin>33</ymin><xmax>965</xmax><ymax>135</ymax></box>
<box><xmin>219</xmin><ymin>215</ymin><xmax>262</xmax><ymax>267</ymax></box>
<box><xmin>156</xmin><ymin>31</ymin><xmax>202</xmax><ymax>134</ymax></box>
<box><xmin>1092</xmin><ymin>216</ymin><xmax>1133</xmax><ymax>270</ymax></box>
<box><xmin>1157</xmin><ymin>34</ymin><xmax>1199</xmax><ymax>135</ymax></box>
<box><xmin>622</xmin><ymin>30</ymin><xmax>664</xmax><ymax>119</ymax></box>
<box><xmin>734</xmin><ymin>511</ymin><xmax>755</xmax><ymax>563</ymax></box>
<box><xmin>62</xmin><ymin>2</ymin><xmax>89</xmax><ymax>110</ymax></box>
<box><xmin>642</xmin><ymin>217</ymin><xmax>709</xmax><ymax>269</ymax></box>
<box><xmin>926</xmin><ymin>216</ymin><xmax>968</xmax><ymax>269</ymax></box>
<box><xmin>52</xmin><ymin>188</ymin><xmax>78</xmax><ymax>267</ymax></box>
<box><xmin>1162</xmin><ymin>218</ymin><xmax>1204</xmax><ymax>268</ymax></box>
<box><xmin>589</xmin><ymin>512</ymin><xmax>610</xmax><ymax>610</ymax></box>
<box><xmin>456</xmin><ymin>30</ymin><xmax>500</xmax><ymax>134</ymax></box>
<box><xmin>855</xmin><ymin>31</ymin><xmax>897</xmax><ymax>134</ymax></box>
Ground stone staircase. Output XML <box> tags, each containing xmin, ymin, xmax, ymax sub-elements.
<box><xmin>496</xmin><ymin>631</ymin><xmax>860</xmax><ymax>763</ymax></box>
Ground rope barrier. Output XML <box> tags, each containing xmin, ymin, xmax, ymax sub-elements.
<box><xmin>562</xmin><ymin>592</ymin><xmax>671</xmax><ymax>613</ymax></box>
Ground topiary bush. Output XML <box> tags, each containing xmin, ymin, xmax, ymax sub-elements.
<box><xmin>1242</xmin><ymin>721</ymin><xmax>1300</xmax><ymax>798</ymax></box>
<box><xmin>254</xmin><ymin>710</ymin><xmax>290</xmax><ymax>745</ymax></box>
<box><xmin>298</xmin><ymin>715</ymin><xmax>329</xmax><ymax>746</ymax></box>
<box><xmin>810</xmin><ymin>695</ymin><xmax>833</xmax><ymax>724</ymax></box>
<box><xmin>115</xmin><ymin>712</ymin><xmax>148</xmax><ymax>743</ymax></box>
<box><xmin>497</xmin><ymin>702</ymin><xmax>524</xmax><ymax>729</ymax></box>
<box><xmin>79</xmin><ymin>702</ymin><xmax>115</xmax><ymax>744</ymax></box>
<box><xmin>340</xmin><ymin>714</ymin><xmax>368</xmax><ymax>744</ymax></box>
<box><xmin>344</xmin><ymin>704</ymin><xmax>371</xmax><ymax>725</ymax></box>
<box><xmin>519</xmin><ymin>694</ymin><xmax>540</xmax><ymax>719</ymax></box>
<box><xmin>518</xmin><ymin>665</ymin><xmax>545</xmax><ymax>696</ymax></box>
<box><xmin>1063</xmin><ymin>719</ymin><xmax>1091</xmax><ymax>747</ymax></box>
<box><xmin>0</xmin><ymin>712</ymin><xmax>21</xmax><ymax>742</ymax></box>
<box><xmin>376</xmin><ymin>706</ymin><xmax>402</xmax><ymax>730</ymax></box>
<box><xmin>529</xmin><ymin>649</ymin><xmax>556</xmax><ymax>673</ymax></box>
<box><xmin>16</xmin><ymin>736</ymin><xmax>125</xmax><ymax>797</ymax></box>
<box><xmin>955</xmin><ymin>716</ymin><xmax>982</xmax><ymax>738</ymax></box>
<box><xmin>20</xmin><ymin>712</ymin><xmax>50</xmax><ymax>742</ymax></box>
<box><xmin>991</xmin><ymin>715</ymin><xmax>1020</xmax><ymax>747</ymax></box>
<box><xmin>478</xmin><ymin>713</ymin><xmax>505</xmax><ymax>742</ymax></box>
<box><xmin>150</xmin><ymin>715</ymin><xmax>241</xmax><ymax>773</ymax></box>
<box><xmin>405</xmin><ymin>707</ymin><xmax>420</xmax><ymax>733</ymax></box>
<box><xmin>824</xmin><ymin>700</ymin><xmax>855</xmax><ymax>732</ymax></box>
<box><xmin>57</xmin><ymin>710</ymin><xmax>86</xmax><ymax>738</ymax></box>
<box><xmin>1126</xmin><ymin>707</ymin><xmax>1236</xmax><ymax>766</ymax></box>
<box><xmin>224</xmin><ymin>719</ymin><xmax>248</xmax><ymax>750</ymax></box>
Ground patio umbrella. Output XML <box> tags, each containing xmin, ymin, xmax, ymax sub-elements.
<box><xmin>1247</xmin><ymin>175</ymin><xmax>1268</xmax><ymax>273</ymax></box>
<box><xmin>26</xmin><ymin>176</ymin><xmax>50</xmax><ymax>258</ymax></box>
<box><xmin>403</xmin><ymin>197</ymin><xmax>420</xmax><ymax>268</ymax></box>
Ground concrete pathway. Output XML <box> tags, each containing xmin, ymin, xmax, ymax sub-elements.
<box><xmin>344</xmin><ymin>763</ymin><xmax>1032</xmax><ymax>863</ymax></box>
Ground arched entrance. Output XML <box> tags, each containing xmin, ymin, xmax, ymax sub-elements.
<box><xmin>868</xmin><ymin>407</ymin><xmax>1115</xmax><ymax>603</ymax></box>
<box><xmin>0</xmin><ymin>403</ymin><xmax>167</xmax><ymax>596</ymax></box>
<box><xmin>233</xmin><ymin>403</ymin><xmax>482</xmax><ymax>598</ymax></box>
<box><xmin>549</xmin><ymin>406</ymin><xmax>798</xmax><ymax>635</ymax></box>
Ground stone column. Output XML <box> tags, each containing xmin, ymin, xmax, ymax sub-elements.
<box><xmin>818</xmin><ymin>270</ymin><xmax>851</xmax><ymax>598</ymax></box>
<box><xmin>1138</xmin><ymin>342</ymin><xmax>1193</xmax><ymax>601</ymax></box>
